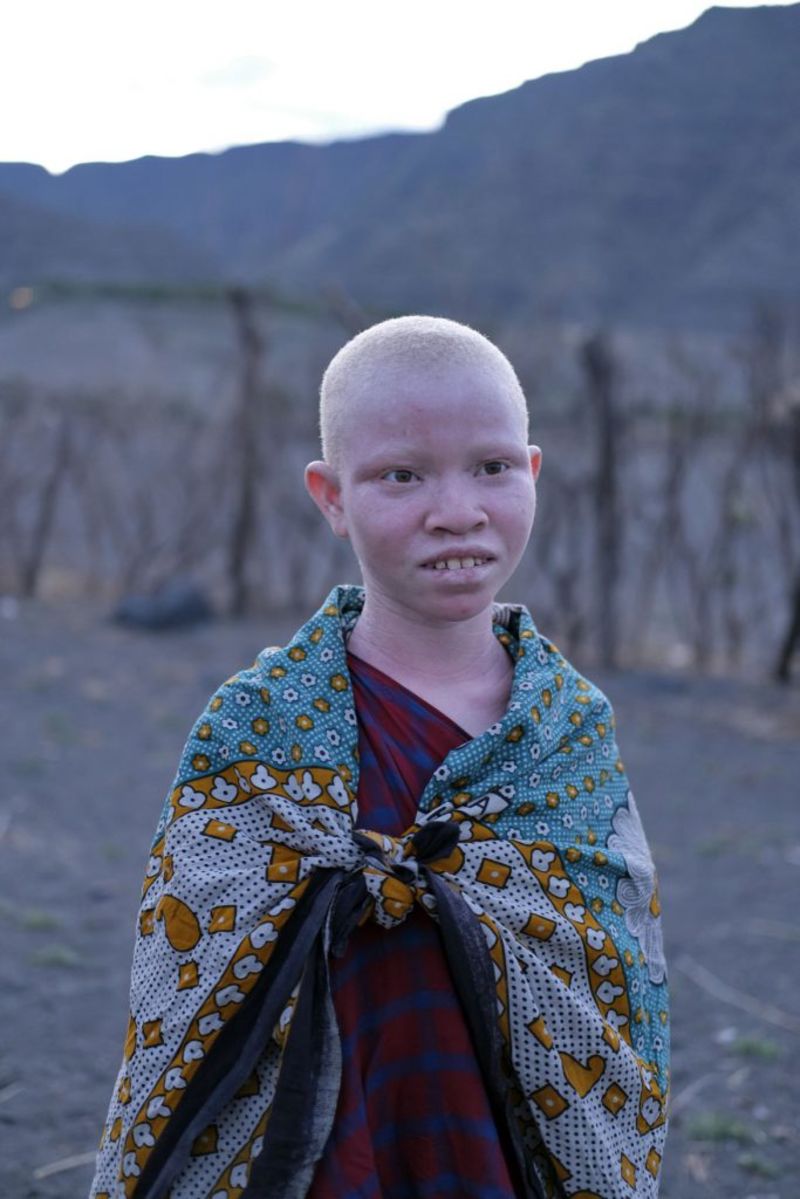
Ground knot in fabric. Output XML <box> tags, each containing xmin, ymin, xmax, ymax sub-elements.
<box><xmin>329</xmin><ymin>820</ymin><xmax>462</xmax><ymax>944</ymax></box>
<box><xmin>353</xmin><ymin>817</ymin><xmax>461</xmax><ymax>872</ymax></box>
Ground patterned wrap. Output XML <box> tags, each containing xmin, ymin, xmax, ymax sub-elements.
<box><xmin>90</xmin><ymin>583</ymin><xmax>670</xmax><ymax>1199</ymax></box>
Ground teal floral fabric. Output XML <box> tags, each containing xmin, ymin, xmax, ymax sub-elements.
<box><xmin>91</xmin><ymin>583</ymin><xmax>669</xmax><ymax>1199</ymax></box>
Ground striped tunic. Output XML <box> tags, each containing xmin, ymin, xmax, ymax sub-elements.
<box><xmin>307</xmin><ymin>649</ymin><xmax>525</xmax><ymax>1198</ymax></box>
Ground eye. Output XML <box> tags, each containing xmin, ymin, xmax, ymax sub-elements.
<box><xmin>480</xmin><ymin>461</ymin><xmax>509</xmax><ymax>475</ymax></box>
<box><xmin>382</xmin><ymin>469</ymin><xmax>418</xmax><ymax>483</ymax></box>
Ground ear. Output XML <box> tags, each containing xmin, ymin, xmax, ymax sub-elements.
<box><xmin>529</xmin><ymin>445</ymin><xmax>543</xmax><ymax>482</ymax></box>
<box><xmin>304</xmin><ymin>461</ymin><xmax>349</xmax><ymax>538</ymax></box>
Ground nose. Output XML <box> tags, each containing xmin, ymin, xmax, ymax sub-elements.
<box><xmin>423</xmin><ymin>475</ymin><xmax>488</xmax><ymax>534</ymax></box>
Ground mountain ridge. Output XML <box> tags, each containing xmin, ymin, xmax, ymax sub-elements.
<box><xmin>2</xmin><ymin>2</ymin><xmax>799</xmax><ymax>329</ymax></box>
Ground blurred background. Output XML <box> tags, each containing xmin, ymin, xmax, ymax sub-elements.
<box><xmin>1</xmin><ymin>3</ymin><xmax>799</xmax><ymax>1197</ymax></box>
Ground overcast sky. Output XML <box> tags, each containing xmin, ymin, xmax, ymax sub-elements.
<box><xmin>3</xmin><ymin>1</ymin><xmax>795</xmax><ymax>174</ymax></box>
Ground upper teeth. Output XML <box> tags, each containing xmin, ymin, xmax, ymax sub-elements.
<box><xmin>428</xmin><ymin>557</ymin><xmax>486</xmax><ymax>570</ymax></box>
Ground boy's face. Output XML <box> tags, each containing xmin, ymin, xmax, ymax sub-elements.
<box><xmin>305</xmin><ymin>361</ymin><xmax>542</xmax><ymax>626</ymax></box>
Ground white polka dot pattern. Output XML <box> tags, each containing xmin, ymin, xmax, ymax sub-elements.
<box><xmin>89</xmin><ymin>584</ymin><xmax>669</xmax><ymax>1199</ymax></box>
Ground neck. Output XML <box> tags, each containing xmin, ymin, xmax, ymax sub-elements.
<box><xmin>345</xmin><ymin>591</ymin><xmax>512</xmax><ymax>690</ymax></box>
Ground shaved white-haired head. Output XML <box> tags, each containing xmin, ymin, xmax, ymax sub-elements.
<box><xmin>319</xmin><ymin>315</ymin><xmax>528</xmax><ymax>475</ymax></box>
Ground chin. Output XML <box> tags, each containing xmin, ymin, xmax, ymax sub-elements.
<box><xmin>430</xmin><ymin>592</ymin><xmax>496</xmax><ymax>619</ymax></box>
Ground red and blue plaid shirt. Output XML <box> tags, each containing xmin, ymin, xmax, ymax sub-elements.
<box><xmin>307</xmin><ymin>650</ymin><xmax>525</xmax><ymax>1198</ymax></box>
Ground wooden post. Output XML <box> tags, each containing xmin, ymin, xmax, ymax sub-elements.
<box><xmin>581</xmin><ymin>331</ymin><xmax>621</xmax><ymax>669</ymax></box>
<box><xmin>19</xmin><ymin>413</ymin><xmax>72</xmax><ymax>598</ymax></box>
<box><xmin>226</xmin><ymin>287</ymin><xmax>263</xmax><ymax>618</ymax></box>
<box><xmin>775</xmin><ymin>403</ymin><xmax>800</xmax><ymax>681</ymax></box>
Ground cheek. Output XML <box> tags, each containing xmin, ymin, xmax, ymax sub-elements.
<box><xmin>348</xmin><ymin>498</ymin><xmax>414</xmax><ymax>545</ymax></box>
<box><xmin>504</xmin><ymin>496</ymin><xmax>537</xmax><ymax>555</ymax></box>
<box><xmin>497</xmin><ymin>482</ymin><xmax>536</xmax><ymax>527</ymax></box>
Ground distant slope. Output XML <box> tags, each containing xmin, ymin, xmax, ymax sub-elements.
<box><xmin>1</xmin><ymin>3</ymin><xmax>799</xmax><ymax>328</ymax></box>
<box><xmin>0</xmin><ymin>189</ymin><xmax>218</xmax><ymax>288</ymax></box>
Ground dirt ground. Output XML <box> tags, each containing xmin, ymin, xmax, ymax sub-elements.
<box><xmin>1</xmin><ymin>593</ymin><xmax>798</xmax><ymax>1199</ymax></box>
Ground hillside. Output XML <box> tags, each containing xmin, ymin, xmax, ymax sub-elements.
<box><xmin>0</xmin><ymin>190</ymin><xmax>217</xmax><ymax>288</ymax></box>
<box><xmin>1</xmin><ymin>4</ymin><xmax>799</xmax><ymax>329</ymax></box>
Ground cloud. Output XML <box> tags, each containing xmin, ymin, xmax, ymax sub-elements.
<box><xmin>203</xmin><ymin>56</ymin><xmax>274</xmax><ymax>88</ymax></box>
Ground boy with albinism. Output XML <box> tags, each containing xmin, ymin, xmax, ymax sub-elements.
<box><xmin>90</xmin><ymin>316</ymin><xmax>669</xmax><ymax>1199</ymax></box>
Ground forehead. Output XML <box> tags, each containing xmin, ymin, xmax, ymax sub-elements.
<box><xmin>347</xmin><ymin>359</ymin><xmax>524</xmax><ymax>434</ymax></box>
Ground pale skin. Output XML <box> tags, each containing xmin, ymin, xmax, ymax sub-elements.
<box><xmin>305</xmin><ymin>361</ymin><xmax>542</xmax><ymax>738</ymax></box>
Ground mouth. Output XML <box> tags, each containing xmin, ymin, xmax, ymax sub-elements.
<box><xmin>420</xmin><ymin>555</ymin><xmax>495</xmax><ymax>577</ymax></box>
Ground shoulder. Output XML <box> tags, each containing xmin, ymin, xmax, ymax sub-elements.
<box><xmin>170</xmin><ymin>647</ymin><xmax>286</xmax><ymax>781</ymax></box>
<box><xmin>519</xmin><ymin>628</ymin><xmax>617</xmax><ymax>755</ymax></box>
<box><xmin>150</xmin><ymin>648</ymin><xmax>286</xmax><ymax>849</ymax></box>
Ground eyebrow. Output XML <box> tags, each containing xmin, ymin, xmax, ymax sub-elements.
<box><xmin>362</xmin><ymin>444</ymin><xmax>524</xmax><ymax>468</ymax></box>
